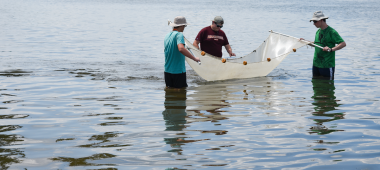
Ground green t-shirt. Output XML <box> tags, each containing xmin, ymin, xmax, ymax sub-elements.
<box><xmin>313</xmin><ymin>26</ymin><xmax>344</xmax><ymax>68</ymax></box>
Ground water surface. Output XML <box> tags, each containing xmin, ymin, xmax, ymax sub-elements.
<box><xmin>1</xmin><ymin>0</ymin><xmax>380</xmax><ymax>169</ymax></box>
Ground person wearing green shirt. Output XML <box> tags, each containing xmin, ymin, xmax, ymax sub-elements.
<box><xmin>301</xmin><ymin>11</ymin><xmax>346</xmax><ymax>80</ymax></box>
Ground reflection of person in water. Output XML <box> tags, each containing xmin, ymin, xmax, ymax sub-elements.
<box><xmin>309</xmin><ymin>78</ymin><xmax>344</xmax><ymax>135</ymax></box>
<box><xmin>163</xmin><ymin>89</ymin><xmax>187</xmax><ymax>131</ymax></box>
<box><xmin>162</xmin><ymin>89</ymin><xmax>188</xmax><ymax>149</ymax></box>
<box><xmin>162</xmin><ymin>89</ymin><xmax>222</xmax><ymax>156</ymax></box>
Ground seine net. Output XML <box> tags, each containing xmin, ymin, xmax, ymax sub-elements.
<box><xmin>225</xmin><ymin>32</ymin><xmax>309</xmax><ymax>63</ymax></box>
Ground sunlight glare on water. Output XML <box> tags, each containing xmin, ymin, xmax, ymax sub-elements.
<box><xmin>1</xmin><ymin>0</ymin><xmax>380</xmax><ymax>169</ymax></box>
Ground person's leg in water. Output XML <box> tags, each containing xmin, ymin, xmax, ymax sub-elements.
<box><xmin>164</xmin><ymin>72</ymin><xmax>188</xmax><ymax>89</ymax></box>
<box><xmin>312</xmin><ymin>66</ymin><xmax>335</xmax><ymax>80</ymax></box>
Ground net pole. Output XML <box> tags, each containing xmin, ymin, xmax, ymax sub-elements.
<box><xmin>269</xmin><ymin>30</ymin><xmax>329</xmax><ymax>51</ymax></box>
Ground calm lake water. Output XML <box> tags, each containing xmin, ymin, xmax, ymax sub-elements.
<box><xmin>1</xmin><ymin>0</ymin><xmax>380</xmax><ymax>169</ymax></box>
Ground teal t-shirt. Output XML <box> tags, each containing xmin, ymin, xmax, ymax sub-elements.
<box><xmin>313</xmin><ymin>26</ymin><xmax>344</xmax><ymax>68</ymax></box>
<box><xmin>164</xmin><ymin>31</ymin><xmax>186</xmax><ymax>74</ymax></box>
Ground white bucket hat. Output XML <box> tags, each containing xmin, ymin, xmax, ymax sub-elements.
<box><xmin>169</xmin><ymin>16</ymin><xmax>189</xmax><ymax>27</ymax></box>
<box><xmin>310</xmin><ymin>11</ymin><xmax>329</xmax><ymax>22</ymax></box>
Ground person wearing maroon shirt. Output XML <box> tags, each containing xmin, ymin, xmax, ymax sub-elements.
<box><xmin>193</xmin><ymin>16</ymin><xmax>236</xmax><ymax>58</ymax></box>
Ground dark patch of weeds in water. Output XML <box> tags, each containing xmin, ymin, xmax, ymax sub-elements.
<box><xmin>0</xmin><ymin>114</ymin><xmax>29</xmax><ymax>119</ymax></box>
<box><xmin>50</xmin><ymin>153</ymin><xmax>117</xmax><ymax>166</ymax></box>
<box><xmin>83</xmin><ymin>113</ymin><xmax>114</xmax><ymax>117</ymax></box>
<box><xmin>98</xmin><ymin>121</ymin><xmax>128</xmax><ymax>126</ymax></box>
<box><xmin>2</xmin><ymin>100</ymin><xmax>24</xmax><ymax>104</ymax></box>
<box><xmin>0</xmin><ymin>125</ymin><xmax>23</xmax><ymax>133</ymax></box>
<box><xmin>56</xmin><ymin>68</ymin><xmax>112</xmax><ymax>80</ymax></box>
<box><xmin>0</xmin><ymin>69</ymin><xmax>33</xmax><ymax>77</ymax></box>
<box><xmin>56</xmin><ymin>138</ymin><xmax>75</xmax><ymax>143</ymax></box>
<box><xmin>107</xmin><ymin>76</ymin><xmax>161</xmax><ymax>81</ymax></box>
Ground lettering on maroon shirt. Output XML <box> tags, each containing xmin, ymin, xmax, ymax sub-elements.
<box><xmin>207</xmin><ymin>35</ymin><xmax>224</xmax><ymax>40</ymax></box>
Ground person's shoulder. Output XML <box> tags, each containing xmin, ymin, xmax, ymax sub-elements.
<box><xmin>326</xmin><ymin>26</ymin><xmax>341</xmax><ymax>37</ymax></box>
<box><xmin>175</xmin><ymin>32</ymin><xmax>185</xmax><ymax>42</ymax></box>
<box><xmin>164</xmin><ymin>32</ymin><xmax>172</xmax><ymax>39</ymax></box>
<box><xmin>327</xmin><ymin>25</ymin><xmax>335</xmax><ymax>29</ymax></box>
<box><xmin>219</xmin><ymin>29</ymin><xmax>227</xmax><ymax>37</ymax></box>
<box><xmin>315</xmin><ymin>28</ymin><xmax>321</xmax><ymax>35</ymax></box>
<box><xmin>328</xmin><ymin>26</ymin><xmax>343</xmax><ymax>41</ymax></box>
<box><xmin>176</xmin><ymin>32</ymin><xmax>184</xmax><ymax>37</ymax></box>
<box><xmin>170</xmin><ymin>31</ymin><xmax>181</xmax><ymax>36</ymax></box>
<box><xmin>197</xmin><ymin>26</ymin><xmax>211</xmax><ymax>35</ymax></box>
<box><xmin>328</xmin><ymin>26</ymin><xmax>339</xmax><ymax>33</ymax></box>
<box><xmin>200</xmin><ymin>26</ymin><xmax>210</xmax><ymax>32</ymax></box>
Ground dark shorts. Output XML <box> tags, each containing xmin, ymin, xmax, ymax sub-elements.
<box><xmin>164</xmin><ymin>72</ymin><xmax>188</xmax><ymax>88</ymax></box>
<box><xmin>312</xmin><ymin>66</ymin><xmax>335</xmax><ymax>80</ymax></box>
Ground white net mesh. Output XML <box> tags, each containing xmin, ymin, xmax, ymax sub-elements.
<box><xmin>183</xmin><ymin>31</ymin><xmax>310</xmax><ymax>81</ymax></box>
<box><xmin>226</xmin><ymin>32</ymin><xmax>309</xmax><ymax>63</ymax></box>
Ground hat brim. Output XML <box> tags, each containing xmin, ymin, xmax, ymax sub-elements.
<box><xmin>310</xmin><ymin>17</ymin><xmax>329</xmax><ymax>22</ymax></box>
<box><xmin>169</xmin><ymin>23</ymin><xmax>189</xmax><ymax>27</ymax></box>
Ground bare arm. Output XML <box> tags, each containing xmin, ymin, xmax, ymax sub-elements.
<box><xmin>331</xmin><ymin>42</ymin><xmax>346</xmax><ymax>52</ymax></box>
<box><xmin>178</xmin><ymin>43</ymin><xmax>200</xmax><ymax>62</ymax></box>
<box><xmin>322</xmin><ymin>42</ymin><xmax>346</xmax><ymax>52</ymax></box>
<box><xmin>193</xmin><ymin>40</ymin><xmax>200</xmax><ymax>49</ymax></box>
<box><xmin>224</xmin><ymin>44</ymin><xmax>236</xmax><ymax>57</ymax></box>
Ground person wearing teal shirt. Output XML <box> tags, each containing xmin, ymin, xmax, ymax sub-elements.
<box><xmin>164</xmin><ymin>16</ymin><xmax>200</xmax><ymax>88</ymax></box>
<box><xmin>301</xmin><ymin>11</ymin><xmax>346</xmax><ymax>80</ymax></box>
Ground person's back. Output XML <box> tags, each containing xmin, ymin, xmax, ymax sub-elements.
<box><xmin>164</xmin><ymin>16</ymin><xmax>200</xmax><ymax>89</ymax></box>
<box><xmin>164</xmin><ymin>31</ymin><xmax>186</xmax><ymax>74</ymax></box>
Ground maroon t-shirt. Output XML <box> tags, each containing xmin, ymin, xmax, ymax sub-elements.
<box><xmin>195</xmin><ymin>26</ymin><xmax>229</xmax><ymax>57</ymax></box>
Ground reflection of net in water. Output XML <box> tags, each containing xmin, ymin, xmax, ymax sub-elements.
<box><xmin>186</xmin><ymin>77</ymin><xmax>283</xmax><ymax>117</ymax></box>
